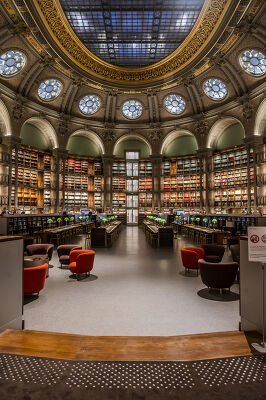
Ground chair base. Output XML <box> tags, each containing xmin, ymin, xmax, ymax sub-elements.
<box><xmin>69</xmin><ymin>272</ymin><xmax>91</xmax><ymax>280</ymax></box>
<box><xmin>77</xmin><ymin>272</ymin><xmax>90</xmax><ymax>281</ymax></box>
<box><xmin>208</xmin><ymin>287</ymin><xmax>231</xmax><ymax>295</ymax></box>
<box><xmin>185</xmin><ymin>268</ymin><xmax>199</xmax><ymax>276</ymax></box>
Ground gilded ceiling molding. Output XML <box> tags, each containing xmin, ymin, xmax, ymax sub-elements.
<box><xmin>30</xmin><ymin>0</ymin><xmax>231</xmax><ymax>83</ymax></box>
<box><xmin>1</xmin><ymin>0</ymin><xmax>16</xmax><ymax>16</ymax></box>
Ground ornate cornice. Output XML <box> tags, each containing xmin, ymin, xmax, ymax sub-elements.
<box><xmin>27</xmin><ymin>0</ymin><xmax>231</xmax><ymax>83</ymax></box>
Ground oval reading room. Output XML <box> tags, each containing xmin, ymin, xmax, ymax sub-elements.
<box><xmin>0</xmin><ymin>0</ymin><xmax>266</xmax><ymax>399</ymax></box>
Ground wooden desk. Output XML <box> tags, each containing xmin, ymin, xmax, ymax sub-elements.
<box><xmin>41</xmin><ymin>224</ymin><xmax>88</xmax><ymax>245</ymax></box>
<box><xmin>91</xmin><ymin>221</ymin><xmax>123</xmax><ymax>247</ymax></box>
<box><xmin>143</xmin><ymin>221</ymin><xmax>173</xmax><ymax>247</ymax></box>
<box><xmin>181</xmin><ymin>224</ymin><xmax>228</xmax><ymax>245</ymax></box>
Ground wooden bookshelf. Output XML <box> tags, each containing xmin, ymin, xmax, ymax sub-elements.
<box><xmin>64</xmin><ymin>156</ymin><xmax>103</xmax><ymax>210</ymax></box>
<box><xmin>0</xmin><ymin>213</ymin><xmax>61</xmax><ymax>236</ymax></box>
<box><xmin>212</xmin><ymin>147</ymin><xmax>254</xmax><ymax>209</ymax></box>
<box><xmin>161</xmin><ymin>156</ymin><xmax>201</xmax><ymax>209</ymax></box>
<box><xmin>11</xmin><ymin>147</ymin><xmax>53</xmax><ymax>211</ymax></box>
<box><xmin>112</xmin><ymin>161</ymin><xmax>126</xmax><ymax>176</ymax></box>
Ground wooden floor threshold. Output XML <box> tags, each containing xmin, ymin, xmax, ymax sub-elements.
<box><xmin>0</xmin><ymin>329</ymin><xmax>257</xmax><ymax>362</ymax></box>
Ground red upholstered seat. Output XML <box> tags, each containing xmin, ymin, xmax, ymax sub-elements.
<box><xmin>24</xmin><ymin>263</ymin><xmax>48</xmax><ymax>295</ymax></box>
<box><xmin>69</xmin><ymin>250</ymin><xmax>95</xmax><ymax>279</ymax></box>
<box><xmin>181</xmin><ymin>247</ymin><xmax>205</xmax><ymax>274</ymax></box>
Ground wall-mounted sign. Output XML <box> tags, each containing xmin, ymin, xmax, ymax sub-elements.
<box><xmin>248</xmin><ymin>227</ymin><xmax>266</xmax><ymax>263</ymax></box>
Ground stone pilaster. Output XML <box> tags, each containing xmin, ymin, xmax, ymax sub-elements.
<box><xmin>243</xmin><ymin>135</ymin><xmax>264</xmax><ymax>212</ymax></box>
<box><xmin>197</xmin><ymin>148</ymin><xmax>213</xmax><ymax>213</ymax></box>
<box><xmin>150</xmin><ymin>154</ymin><xmax>163</xmax><ymax>211</ymax></box>
<box><xmin>53</xmin><ymin>148</ymin><xmax>68</xmax><ymax>212</ymax></box>
<box><xmin>102</xmin><ymin>154</ymin><xmax>115</xmax><ymax>212</ymax></box>
<box><xmin>2</xmin><ymin>136</ymin><xmax>21</xmax><ymax>211</ymax></box>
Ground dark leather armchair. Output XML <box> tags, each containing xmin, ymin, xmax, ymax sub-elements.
<box><xmin>230</xmin><ymin>244</ymin><xmax>240</xmax><ymax>264</ymax></box>
<box><xmin>201</xmin><ymin>244</ymin><xmax>225</xmax><ymax>263</ymax></box>
<box><xmin>57</xmin><ymin>245</ymin><xmax>82</xmax><ymax>267</ymax></box>
<box><xmin>26</xmin><ymin>244</ymin><xmax>54</xmax><ymax>261</ymax></box>
<box><xmin>198</xmin><ymin>259</ymin><xmax>238</xmax><ymax>293</ymax></box>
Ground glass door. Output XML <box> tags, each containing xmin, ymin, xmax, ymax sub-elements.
<box><xmin>126</xmin><ymin>152</ymin><xmax>139</xmax><ymax>225</ymax></box>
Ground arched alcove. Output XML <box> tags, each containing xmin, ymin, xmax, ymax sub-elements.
<box><xmin>0</xmin><ymin>99</ymin><xmax>11</xmax><ymax>136</ymax></box>
<box><xmin>21</xmin><ymin>123</ymin><xmax>51</xmax><ymax>150</ymax></box>
<box><xmin>113</xmin><ymin>135</ymin><xmax>151</xmax><ymax>158</ymax></box>
<box><xmin>254</xmin><ymin>99</ymin><xmax>266</xmax><ymax>136</ymax></box>
<box><xmin>21</xmin><ymin>118</ymin><xmax>58</xmax><ymax>149</ymax></box>
<box><xmin>67</xmin><ymin>131</ymin><xmax>104</xmax><ymax>156</ymax></box>
<box><xmin>207</xmin><ymin>118</ymin><xmax>245</xmax><ymax>149</ymax></box>
<box><xmin>215</xmin><ymin>123</ymin><xmax>245</xmax><ymax>150</ymax></box>
<box><xmin>161</xmin><ymin>130</ymin><xmax>198</xmax><ymax>156</ymax></box>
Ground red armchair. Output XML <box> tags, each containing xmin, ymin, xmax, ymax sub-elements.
<box><xmin>24</xmin><ymin>263</ymin><xmax>48</xmax><ymax>295</ymax></box>
<box><xmin>181</xmin><ymin>247</ymin><xmax>205</xmax><ymax>275</ymax></box>
<box><xmin>68</xmin><ymin>250</ymin><xmax>95</xmax><ymax>280</ymax></box>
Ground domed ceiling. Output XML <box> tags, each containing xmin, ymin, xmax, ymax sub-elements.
<box><xmin>3</xmin><ymin>0</ymin><xmax>264</xmax><ymax>88</ymax></box>
<box><xmin>59</xmin><ymin>0</ymin><xmax>205</xmax><ymax>68</ymax></box>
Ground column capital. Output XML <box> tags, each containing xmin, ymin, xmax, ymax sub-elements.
<box><xmin>196</xmin><ymin>148</ymin><xmax>213</xmax><ymax>158</ymax></box>
<box><xmin>243</xmin><ymin>135</ymin><xmax>264</xmax><ymax>147</ymax></box>
<box><xmin>149</xmin><ymin>154</ymin><xmax>163</xmax><ymax>162</ymax></box>
<box><xmin>52</xmin><ymin>148</ymin><xmax>69</xmax><ymax>159</ymax></box>
<box><xmin>2</xmin><ymin>135</ymin><xmax>21</xmax><ymax>149</ymax></box>
<box><xmin>102</xmin><ymin>154</ymin><xmax>116</xmax><ymax>162</ymax></box>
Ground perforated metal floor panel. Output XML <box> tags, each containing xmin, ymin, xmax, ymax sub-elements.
<box><xmin>0</xmin><ymin>353</ymin><xmax>266</xmax><ymax>399</ymax></box>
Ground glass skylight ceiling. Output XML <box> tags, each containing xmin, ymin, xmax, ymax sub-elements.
<box><xmin>60</xmin><ymin>0</ymin><xmax>204</xmax><ymax>68</ymax></box>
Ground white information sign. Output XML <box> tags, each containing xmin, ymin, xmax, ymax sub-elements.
<box><xmin>248</xmin><ymin>226</ymin><xmax>266</xmax><ymax>263</ymax></box>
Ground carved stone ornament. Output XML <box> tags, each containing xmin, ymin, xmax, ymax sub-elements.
<box><xmin>10</xmin><ymin>20</ymin><xmax>31</xmax><ymax>36</ymax></box>
<box><xmin>181</xmin><ymin>75</ymin><xmax>194</xmax><ymax>87</ymax></box>
<box><xmin>13</xmin><ymin>101</ymin><xmax>23</xmax><ymax>120</ymax></box>
<box><xmin>234</xmin><ymin>18</ymin><xmax>252</xmax><ymax>35</ymax></box>
<box><xmin>195</xmin><ymin>117</ymin><xmax>208</xmax><ymax>137</ymax></box>
<box><xmin>102</xmin><ymin>129</ymin><xmax>116</xmax><ymax>143</ymax></box>
<box><xmin>41</xmin><ymin>54</ymin><xmax>54</xmax><ymax>66</ymax></box>
<box><xmin>104</xmin><ymin>122</ymin><xmax>115</xmax><ymax>130</ymax></box>
<box><xmin>58</xmin><ymin>114</ymin><xmax>70</xmax><ymax>136</ymax></box>
<box><xmin>209</xmin><ymin>51</ymin><xmax>225</xmax><ymax>66</ymax></box>
<box><xmin>149</xmin><ymin>129</ymin><xmax>162</xmax><ymax>144</ymax></box>
<box><xmin>242</xmin><ymin>101</ymin><xmax>253</xmax><ymax>120</ymax></box>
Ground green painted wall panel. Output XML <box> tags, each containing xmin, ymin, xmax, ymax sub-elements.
<box><xmin>216</xmin><ymin>123</ymin><xmax>244</xmax><ymax>150</ymax></box>
<box><xmin>114</xmin><ymin>139</ymin><xmax>150</xmax><ymax>158</ymax></box>
<box><xmin>164</xmin><ymin>136</ymin><xmax>198</xmax><ymax>156</ymax></box>
<box><xmin>21</xmin><ymin>123</ymin><xmax>50</xmax><ymax>150</ymax></box>
<box><xmin>67</xmin><ymin>136</ymin><xmax>101</xmax><ymax>156</ymax></box>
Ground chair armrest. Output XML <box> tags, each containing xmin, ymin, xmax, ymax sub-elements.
<box><xmin>69</xmin><ymin>250</ymin><xmax>80</xmax><ymax>263</ymax></box>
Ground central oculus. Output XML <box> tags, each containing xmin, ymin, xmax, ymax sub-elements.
<box><xmin>60</xmin><ymin>0</ymin><xmax>204</xmax><ymax>68</ymax></box>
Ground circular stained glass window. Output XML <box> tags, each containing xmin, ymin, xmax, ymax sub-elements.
<box><xmin>0</xmin><ymin>50</ymin><xmax>26</xmax><ymax>76</ymax></box>
<box><xmin>79</xmin><ymin>95</ymin><xmax>101</xmax><ymax>115</ymax></box>
<box><xmin>122</xmin><ymin>100</ymin><xmax>143</xmax><ymax>119</ymax></box>
<box><xmin>164</xmin><ymin>94</ymin><xmax>186</xmax><ymax>114</ymax></box>
<box><xmin>239</xmin><ymin>49</ymin><xmax>266</xmax><ymax>76</ymax></box>
<box><xmin>203</xmin><ymin>78</ymin><xmax>227</xmax><ymax>100</ymax></box>
<box><xmin>38</xmin><ymin>79</ymin><xmax>62</xmax><ymax>101</ymax></box>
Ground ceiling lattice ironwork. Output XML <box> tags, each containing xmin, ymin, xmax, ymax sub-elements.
<box><xmin>60</xmin><ymin>0</ymin><xmax>204</xmax><ymax>68</ymax></box>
